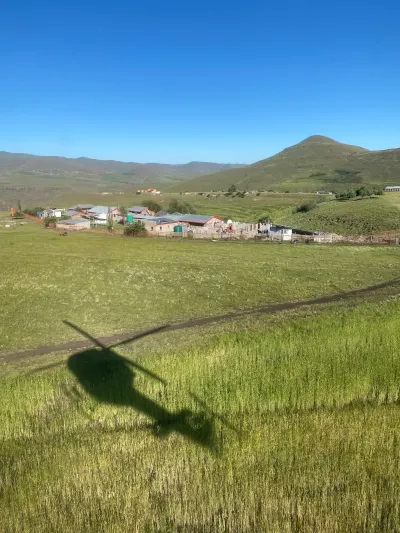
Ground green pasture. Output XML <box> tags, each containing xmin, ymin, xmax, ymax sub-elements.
<box><xmin>1</xmin><ymin>220</ymin><xmax>400</xmax><ymax>531</ymax></box>
<box><xmin>1</xmin><ymin>220</ymin><xmax>400</xmax><ymax>353</ymax></box>
<box><xmin>1</xmin><ymin>296</ymin><xmax>400</xmax><ymax>531</ymax></box>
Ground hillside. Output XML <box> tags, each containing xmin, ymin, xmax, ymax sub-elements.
<box><xmin>279</xmin><ymin>194</ymin><xmax>400</xmax><ymax>235</ymax></box>
<box><xmin>0</xmin><ymin>151</ymin><xmax>244</xmax><ymax>177</ymax></box>
<box><xmin>169</xmin><ymin>135</ymin><xmax>400</xmax><ymax>192</ymax></box>
<box><xmin>0</xmin><ymin>151</ymin><xmax>245</xmax><ymax>207</ymax></box>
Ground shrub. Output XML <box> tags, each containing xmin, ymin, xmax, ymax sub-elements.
<box><xmin>13</xmin><ymin>211</ymin><xmax>25</xmax><ymax>219</ymax></box>
<box><xmin>23</xmin><ymin>207</ymin><xmax>44</xmax><ymax>217</ymax></box>
<box><xmin>142</xmin><ymin>200</ymin><xmax>162</xmax><ymax>213</ymax></box>
<box><xmin>44</xmin><ymin>217</ymin><xmax>57</xmax><ymax>227</ymax></box>
<box><xmin>168</xmin><ymin>199</ymin><xmax>195</xmax><ymax>214</ymax></box>
<box><xmin>258</xmin><ymin>214</ymin><xmax>271</xmax><ymax>224</ymax></box>
<box><xmin>124</xmin><ymin>221</ymin><xmax>147</xmax><ymax>236</ymax></box>
<box><xmin>295</xmin><ymin>201</ymin><xmax>318</xmax><ymax>213</ymax></box>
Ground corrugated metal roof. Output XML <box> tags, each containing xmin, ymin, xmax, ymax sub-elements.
<box><xmin>87</xmin><ymin>206</ymin><xmax>117</xmax><ymax>214</ymax></box>
<box><xmin>64</xmin><ymin>209</ymin><xmax>79</xmax><ymax>217</ymax></box>
<box><xmin>57</xmin><ymin>218</ymin><xmax>90</xmax><ymax>225</ymax></box>
<box><xmin>170</xmin><ymin>214</ymin><xmax>218</xmax><ymax>224</ymax></box>
<box><xmin>129</xmin><ymin>214</ymin><xmax>157</xmax><ymax>220</ymax></box>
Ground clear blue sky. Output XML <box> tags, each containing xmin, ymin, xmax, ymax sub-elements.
<box><xmin>1</xmin><ymin>0</ymin><xmax>399</xmax><ymax>163</ymax></box>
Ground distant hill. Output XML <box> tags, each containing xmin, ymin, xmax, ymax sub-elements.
<box><xmin>0</xmin><ymin>150</ymin><xmax>245</xmax><ymax>180</ymax></box>
<box><xmin>0</xmin><ymin>151</ymin><xmax>245</xmax><ymax>206</ymax></box>
<box><xmin>169</xmin><ymin>136</ymin><xmax>400</xmax><ymax>192</ymax></box>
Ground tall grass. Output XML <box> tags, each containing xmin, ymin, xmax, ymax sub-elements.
<box><xmin>1</xmin><ymin>300</ymin><xmax>400</xmax><ymax>531</ymax></box>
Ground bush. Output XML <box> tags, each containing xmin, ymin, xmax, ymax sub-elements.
<box><xmin>142</xmin><ymin>200</ymin><xmax>162</xmax><ymax>213</ymax></box>
<box><xmin>124</xmin><ymin>221</ymin><xmax>147</xmax><ymax>237</ymax></box>
<box><xmin>23</xmin><ymin>207</ymin><xmax>44</xmax><ymax>217</ymax></box>
<box><xmin>44</xmin><ymin>217</ymin><xmax>57</xmax><ymax>227</ymax></box>
<box><xmin>168</xmin><ymin>199</ymin><xmax>195</xmax><ymax>214</ymax></box>
<box><xmin>13</xmin><ymin>211</ymin><xmax>25</xmax><ymax>219</ymax></box>
<box><xmin>228</xmin><ymin>184</ymin><xmax>237</xmax><ymax>194</ymax></box>
<box><xmin>295</xmin><ymin>201</ymin><xmax>319</xmax><ymax>213</ymax></box>
<box><xmin>258</xmin><ymin>214</ymin><xmax>271</xmax><ymax>224</ymax></box>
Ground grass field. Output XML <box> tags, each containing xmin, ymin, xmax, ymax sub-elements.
<box><xmin>283</xmin><ymin>194</ymin><xmax>400</xmax><ymax>235</ymax></box>
<box><xmin>1</xmin><ymin>218</ymin><xmax>400</xmax><ymax>353</ymax></box>
<box><xmin>1</xmin><ymin>219</ymin><xmax>400</xmax><ymax>531</ymax></box>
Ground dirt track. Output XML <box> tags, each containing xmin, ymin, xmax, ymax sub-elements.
<box><xmin>1</xmin><ymin>277</ymin><xmax>400</xmax><ymax>363</ymax></box>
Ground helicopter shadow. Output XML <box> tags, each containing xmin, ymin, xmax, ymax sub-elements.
<box><xmin>53</xmin><ymin>321</ymin><xmax>220</xmax><ymax>450</ymax></box>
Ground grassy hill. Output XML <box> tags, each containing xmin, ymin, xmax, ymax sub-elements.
<box><xmin>280</xmin><ymin>193</ymin><xmax>400</xmax><ymax>235</ymax></box>
<box><xmin>170</xmin><ymin>135</ymin><xmax>400</xmax><ymax>193</ymax></box>
<box><xmin>0</xmin><ymin>151</ymin><xmax>245</xmax><ymax>207</ymax></box>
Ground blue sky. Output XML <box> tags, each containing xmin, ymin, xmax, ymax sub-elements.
<box><xmin>1</xmin><ymin>0</ymin><xmax>399</xmax><ymax>163</ymax></box>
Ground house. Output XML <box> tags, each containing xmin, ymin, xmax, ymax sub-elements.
<box><xmin>69</xmin><ymin>204</ymin><xmax>95</xmax><ymax>213</ymax></box>
<box><xmin>64</xmin><ymin>209</ymin><xmax>86</xmax><ymax>219</ymax></box>
<box><xmin>168</xmin><ymin>214</ymin><xmax>224</xmax><ymax>228</ymax></box>
<box><xmin>138</xmin><ymin>216</ymin><xmax>180</xmax><ymax>233</ymax></box>
<box><xmin>269</xmin><ymin>224</ymin><xmax>293</xmax><ymax>241</ymax></box>
<box><xmin>87</xmin><ymin>206</ymin><xmax>123</xmax><ymax>222</ymax></box>
<box><xmin>385</xmin><ymin>186</ymin><xmax>400</xmax><ymax>192</ymax></box>
<box><xmin>56</xmin><ymin>218</ymin><xmax>90</xmax><ymax>231</ymax></box>
<box><xmin>38</xmin><ymin>208</ymin><xmax>62</xmax><ymax>219</ymax></box>
<box><xmin>127</xmin><ymin>205</ymin><xmax>154</xmax><ymax>216</ymax></box>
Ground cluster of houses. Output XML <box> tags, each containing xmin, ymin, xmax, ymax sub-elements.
<box><xmin>36</xmin><ymin>203</ymin><xmax>295</xmax><ymax>240</ymax></box>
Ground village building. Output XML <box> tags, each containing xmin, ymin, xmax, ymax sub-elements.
<box><xmin>69</xmin><ymin>204</ymin><xmax>95</xmax><ymax>213</ymax></box>
<box><xmin>87</xmin><ymin>206</ymin><xmax>123</xmax><ymax>224</ymax></box>
<box><xmin>37</xmin><ymin>208</ymin><xmax>63</xmax><ymax>219</ymax></box>
<box><xmin>64</xmin><ymin>209</ymin><xmax>87</xmax><ymax>218</ymax></box>
<box><xmin>56</xmin><ymin>218</ymin><xmax>91</xmax><ymax>231</ymax></box>
<box><xmin>168</xmin><ymin>213</ymin><xmax>224</xmax><ymax>228</ymax></box>
<box><xmin>385</xmin><ymin>186</ymin><xmax>400</xmax><ymax>192</ymax></box>
<box><xmin>127</xmin><ymin>205</ymin><xmax>155</xmax><ymax>216</ymax></box>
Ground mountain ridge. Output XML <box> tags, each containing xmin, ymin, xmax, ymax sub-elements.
<box><xmin>169</xmin><ymin>136</ymin><xmax>399</xmax><ymax>192</ymax></box>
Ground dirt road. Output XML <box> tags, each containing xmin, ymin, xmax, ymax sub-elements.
<box><xmin>1</xmin><ymin>277</ymin><xmax>399</xmax><ymax>363</ymax></box>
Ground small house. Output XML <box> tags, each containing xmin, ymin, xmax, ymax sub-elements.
<box><xmin>170</xmin><ymin>214</ymin><xmax>224</xmax><ymax>228</ymax></box>
<box><xmin>269</xmin><ymin>224</ymin><xmax>293</xmax><ymax>241</ymax></box>
<box><xmin>56</xmin><ymin>218</ymin><xmax>90</xmax><ymax>231</ymax></box>
<box><xmin>87</xmin><ymin>206</ymin><xmax>123</xmax><ymax>222</ymax></box>
<box><xmin>127</xmin><ymin>205</ymin><xmax>154</xmax><ymax>216</ymax></box>
<box><xmin>385</xmin><ymin>186</ymin><xmax>400</xmax><ymax>192</ymax></box>
<box><xmin>38</xmin><ymin>208</ymin><xmax>62</xmax><ymax>219</ymax></box>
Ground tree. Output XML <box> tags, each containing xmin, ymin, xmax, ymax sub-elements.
<box><xmin>17</xmin><ymin>200</ymin><xmax>22</xmax><ymax>212</ymax></box>
<box><xmin>119</xmin><ymin>205</ymin><xmax>127</xmax><ymax>216</ymax></box>
<box><xmin>106</xmin><ymin>208</ymin><xmax>115</xmax><ymax>231</ymax></box>
<box><xmin>167</xmin><ymin>199</ymin><xmax>195</xmax><ymax>214</ymax></box>
<box><xmin>124</xmin><ymin>221</ymin><xmax>147</xmax><ymax>236</ymax></box>
<box><xmin>228</xmin><ymin>184</ymin><xmax>237</xmax><ymax>194</ymax></box>
<box><xmin>142</xmin><ymin>200</ymin><xmax>162</xmax><ymax>213</ymax></box>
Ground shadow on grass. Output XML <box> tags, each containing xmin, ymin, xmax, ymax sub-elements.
<box><xmin>29</xmin><ymin>321</ymin><xmax>225</xmax><ymax>450</ymax></box>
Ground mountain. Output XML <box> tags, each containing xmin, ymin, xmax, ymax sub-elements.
<box><xmin>0</xmin><ymin>151</ymin><xmax>245</xmax><ymax>180</ymax></box>
<box><xmin>168</xmin><ymin>136</ymin><xmax>400</xmax><ymax>192</ymax></box>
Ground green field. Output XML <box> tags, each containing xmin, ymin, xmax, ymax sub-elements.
<box><xmin>283</xmin><ymin>193</ymin><xmax>400</xmax><ymax>235</ymax></box>
<box><xmin>1</xmin><ymin>220</ymin><xmax>400</xmax><ymax>531</ymax></box>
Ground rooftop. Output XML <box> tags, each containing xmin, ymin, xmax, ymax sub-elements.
<box><xmin>87</xmin><ymin>206</ymin><xmax>118</xmax><ymax>215</ymax></box>
<box><xmin>57</xmin><ymin>218</ymin><xmax>89</xmax><ymax>225</ymax></box>
<box><xmin>128</xmin><ymin>205</ymin><xmax>150</xmax><ymax>212</ymax></box>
